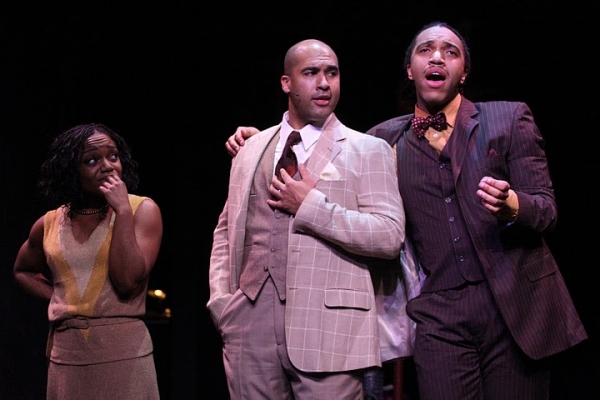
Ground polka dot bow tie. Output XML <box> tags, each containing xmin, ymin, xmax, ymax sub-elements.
<box><xmin>412</xmin><ymin>112</ymin><xmax>448</xmax><ymax>138</ymax></box>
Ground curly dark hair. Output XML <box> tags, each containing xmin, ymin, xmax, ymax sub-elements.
<box><xmin>38</xmin><ymin>123</ymin><xmax>139</xmax><ymax>213</ymax></box>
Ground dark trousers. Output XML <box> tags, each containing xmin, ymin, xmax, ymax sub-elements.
<box><xmin>406</xmin><ymin>280</ymin><xmax>550</xmax><ymax>400</ymax></box>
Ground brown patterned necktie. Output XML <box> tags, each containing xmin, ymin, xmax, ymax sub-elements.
<box><xmin>412</xmin><ymin>112</ymin><xmax>448</xmax><ymax>138</ymax></box>
<box><xmin>275</xmin><ymin>131</ymin><xmax>302</xmax><ymax>181</ymax></box>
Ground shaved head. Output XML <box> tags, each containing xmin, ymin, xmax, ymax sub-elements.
<box><xmin>284</xmin><ymin>39</ymin><xmax>337</xmax><ymax>75</ymax></box>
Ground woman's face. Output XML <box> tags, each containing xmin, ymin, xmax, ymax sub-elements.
<box><xmin>78</xmin><ymin>132</ymin><xmax>123</xmax><ymax>197</ymax></box>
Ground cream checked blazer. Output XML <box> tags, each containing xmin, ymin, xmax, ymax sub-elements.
<box><xmin>208</xmin><ymin>114</ymin><xmax>406</xmax><ymax>372</ymax></box>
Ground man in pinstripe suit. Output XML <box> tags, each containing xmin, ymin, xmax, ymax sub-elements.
<box><xmin>225</xmin><ymin>21</ymin><xmax>588</xmax><ymax>400</ymax></box>
<box><xmin>208</xmin><ymin>39</ymin><xmax>405</xmax><ymax>399</ymax></box>
<box><xmin>364</xmin><ymin>22</ymin><xmax>587</xmax><ymax>399</ymax></box>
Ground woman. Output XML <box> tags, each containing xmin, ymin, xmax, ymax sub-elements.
<box><xmin>13</xmin><ymin>123</ymin><xmax>163</xmax><ymax>399</ymax></box>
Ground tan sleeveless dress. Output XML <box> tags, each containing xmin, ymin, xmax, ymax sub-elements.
<box><xmin>43</xmin><ymin>195</ymin><xmax>159</xmax><ymax>400</ymax></box>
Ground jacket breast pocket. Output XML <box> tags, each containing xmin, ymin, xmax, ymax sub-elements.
<box><xmin>476</xmin><ymin>153</ymin><xmax>508</xmax><ymax>179</ymax></box>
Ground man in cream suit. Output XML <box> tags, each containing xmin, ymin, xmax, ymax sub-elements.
<box><xmin>207</xmin><ymin>39</ymin><xmax>405</xmax><ymax>399</ymax></box>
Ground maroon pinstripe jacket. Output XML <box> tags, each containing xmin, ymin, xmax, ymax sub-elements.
<box><xmin>367</xmin><ymin>97</ymin><xmax>587</xmax><ymax>360</ymax></box>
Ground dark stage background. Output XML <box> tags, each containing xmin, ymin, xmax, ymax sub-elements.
<box><xmin>1</xmin><ymin>3</ymin><xmax>596</xmax><ymax>399</ymax></box>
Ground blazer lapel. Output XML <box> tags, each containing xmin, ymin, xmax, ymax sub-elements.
<box><xmin>231</xmin><ymin>126</ymin><xmax>280</xmax><ymax>274</ymax></box>
<box><xmin>305</xmin><ymin>115</ymin><xmax>344</xmax><ymax>182</ymax></box>
<box><xmin>449</xmin><ymin>98</ymin><xmax>479</xmax><ymax>183</ymax></box>
<box><xmin>238</xmin><ymin>126</ymin><xmax>280</xmax><ymax>185</ymax></box>
<box><xmin>232</xmin><ymin>126</ymin><xmax>279</xmax><ymax>228</ymax></box>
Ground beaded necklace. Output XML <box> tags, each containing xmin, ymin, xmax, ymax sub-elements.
<box><xmin>72</xmin><ymin>203</ymin><xmax>109</xmax><ymax>215</ymax></box>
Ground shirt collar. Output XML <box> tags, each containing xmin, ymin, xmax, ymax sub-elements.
<box><xmin>281</xmin><ymin>111</ymin><xmax>330</xmax><ymax>151</ymax></box>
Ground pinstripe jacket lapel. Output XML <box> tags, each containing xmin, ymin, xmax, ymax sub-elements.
<box><xmin>448</xmin><ymin>98</ymin><xmax>479</xmax><ymax>184</ymax></box>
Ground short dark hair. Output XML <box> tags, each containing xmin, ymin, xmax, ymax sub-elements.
<box><xmin>38</xmin><ymin>123</ymin><xmax>139</xmax><ymax>211</ymax></box>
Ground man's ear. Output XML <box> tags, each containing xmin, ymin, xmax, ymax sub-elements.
<box><xmin>281</xmin><ymin>75</ymin><xmax>291</xmax><ymax>93</ymax></box>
